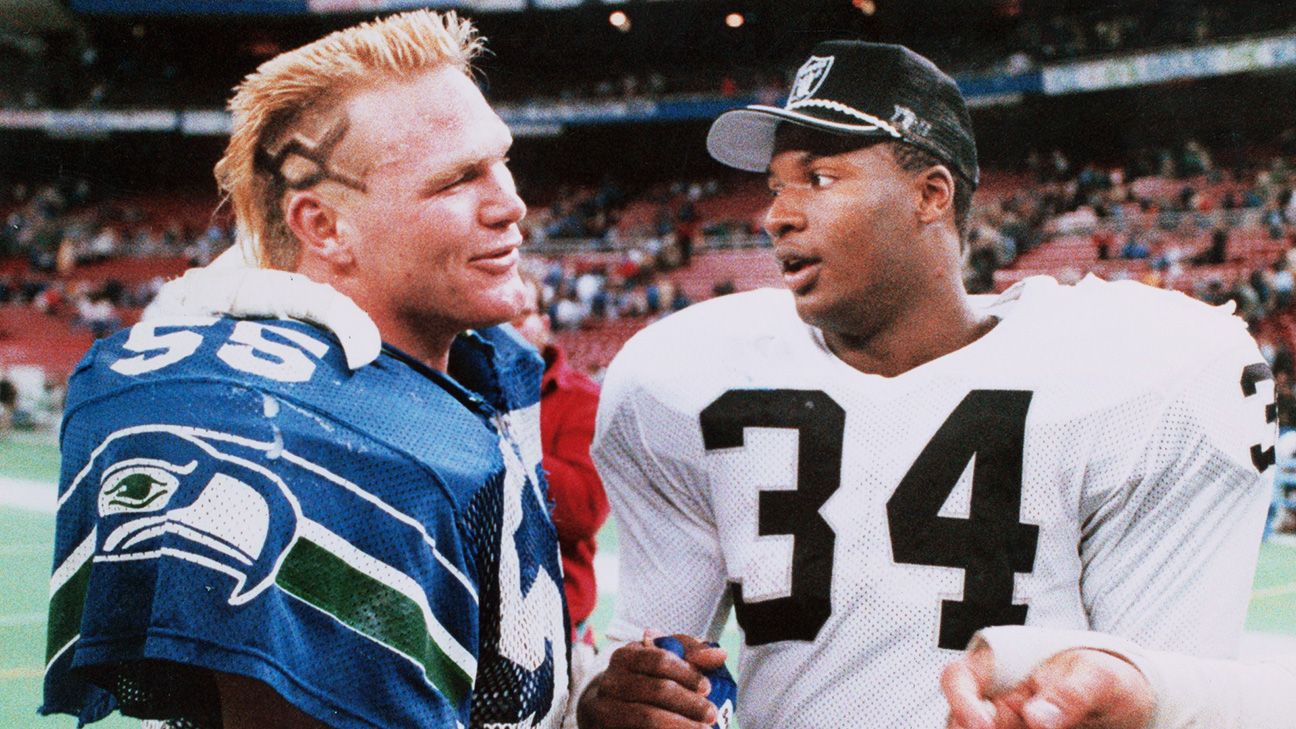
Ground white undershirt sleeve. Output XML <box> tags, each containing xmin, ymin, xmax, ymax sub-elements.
<box><xmin>975</xmin><ymin>625</ymin><xmax>1296</xmax><ymax>729</ymax></box>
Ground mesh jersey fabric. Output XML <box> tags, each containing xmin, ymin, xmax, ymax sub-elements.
<box><xmin>592</xmin><ymin>275</ymin><xmax>1274</xmax><ymax>729</ymax></box>
<box><xmin>42</xmin><ymin>316</ymin><xmax>569</xmax><ymax>729</ymax></box>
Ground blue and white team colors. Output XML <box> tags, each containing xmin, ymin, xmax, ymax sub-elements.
<box><xmin>593</xmin><ymin>275</ymin><xmax>1275</xmax><ymax>728</ymax></box>
<box><xmin>42</xmin><ymin>316</ymin><xmax>569</xmax><ymax>728</ymax></box>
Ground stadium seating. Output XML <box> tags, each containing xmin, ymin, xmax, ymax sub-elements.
<box><xmin>547</xmin><ymin>248</ymin><xmax>783</xmax><ymax>373</ymax></box>
<box><xmin>64</xmin><ymin>256</ymin><xmax>190</xmax><ymax>287</ymax></box>
<box><xmin>0</xmin><ymin>305</ymin><xmax>92</xmax><ymax>379</ymax></box>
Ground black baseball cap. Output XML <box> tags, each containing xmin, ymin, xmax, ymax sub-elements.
<box><xmin>707</xmin><ymin>41</ymin><xmax>979</xmax><ymax>187</ymax></box>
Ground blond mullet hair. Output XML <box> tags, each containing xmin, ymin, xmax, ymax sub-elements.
<box><xmin>215</xmin><ymin>10</ymin><xmax>485</xmax><ymax>269</ymax></box>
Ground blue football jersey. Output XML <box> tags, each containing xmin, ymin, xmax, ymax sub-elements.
<box><xmin>41</xmin><ymin>316</ymin><xmax>569</xmax><ymax>728</ymax></box>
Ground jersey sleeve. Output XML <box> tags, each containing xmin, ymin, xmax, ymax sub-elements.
<box><xmin>592</xmin><ymin>354</ymin><xmax>732</xmax><ymax>646</ymax></box>
<box><xmin>1142</xmin><ymin>653</ymin><xmax>1296</xmax><ymax>729</ymax></box>
<box><xmin>43</xmin><ymin>343</ymin><xmax>478</xmax><ymax>728</ymax></box>
<box><xmin>1078</xmin><ymin>327</ymin><xmax>1274</xmax><ymax>657</ymax></box>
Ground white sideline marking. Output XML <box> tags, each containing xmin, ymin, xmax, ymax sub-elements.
<box><xmin>1252</xmin><ymin>581</ymin><xmax>1296</xmax><ymax>600</ymax></box>
<box><xmin>0</xmin><ymin>544</ymin><xmax>49</xmax><ymax>556</ymax></box>
<box><xmin>0</xmin><ymin>612</ymin><xmax>45</xmax><ymax>628</ymax></box>
<box><xmin>0</xmin><ymin>477</ymin><xmax>55</xmax><ymax>514</ymax></box>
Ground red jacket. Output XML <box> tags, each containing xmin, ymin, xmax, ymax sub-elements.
<box><xmin>539</xmin><ymin>344</ymin><xmax>607</xmax><ymax>630</ymax></box>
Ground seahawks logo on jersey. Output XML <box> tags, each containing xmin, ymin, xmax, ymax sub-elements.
<box><xmin>50</xmin><ymin>423</ymin><xmax>481</xmax><ymax>711</ymax></box>
<box><xmin>92</xmin><ymin>427</ymin><xmax>302</xmax><ymax>606</ymax></box>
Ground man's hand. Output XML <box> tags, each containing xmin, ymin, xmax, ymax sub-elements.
<box><xmin>942</xmin><ymin>642</ymin><xmax>1155</xmax><ymax>729</ymax></box>
<box><xmin>577</xmin><ymin>632</ymin><xmax>727</xmax><ymax>729</ymax></box>
<box><xmin>216</xmin><ymin>671</ymin><xmax>333</xmax><ymax>728</ymax></box>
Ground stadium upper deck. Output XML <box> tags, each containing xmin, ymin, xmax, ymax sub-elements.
<box><xmin>1</xmin><ymin>0</ymin><xmax>1295</xmax><ymax>382</ymax></box>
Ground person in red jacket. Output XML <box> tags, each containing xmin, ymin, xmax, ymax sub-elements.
<box><xmin>513</xmin><ymin>272</ymin><xmax>608</xmax><ymax>641</ymax></box>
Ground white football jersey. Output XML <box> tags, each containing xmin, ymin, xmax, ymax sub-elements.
<box><xmin>592</xmin><ymin>275</ymin><xmax>1274</xmax><ymax>728</ymax></box>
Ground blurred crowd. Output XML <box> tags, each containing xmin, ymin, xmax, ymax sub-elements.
<box><xmin>1</xmin><ymin>176</ymin><xmax>228</xmax><ymax>340</ymax></box>
<box><xmin>522</xmin><ymin>177</ymin><xmax>724</xmax><ymax>250</ymax></box>
<box><xmin>0</xmin><ymin>369</ymin><xmax>63</xmax><ymax>436</ymax></box>
<box><xmin>3</xmin><ymin>0</ymin><xmax>1294</xmax><ymax>111</ymax></box>
<box><xmin>2</xmin><ymin>178</ymin><xmax>228</xmax><ymax>267</ymax></box>
<box><xmin>964</xmin><ymin>134</ymin><xmax>1296</xmax><ymax>292</ymax></box>
<box><xmin>525</xmin><ymin>256</ymin><xmax>695</xmax><ymax>334</ymax></box>
<box><xmin>3</xmin><ymin>133</ymin><xmax>1295</xmax><ymax>338</ymax></box>
<box><xmin>554</xmin><ymin>0</ymin><xmax>1296</xmax><ymax>100</ymax></box>
<box><xmin>2</xmin><ymin>133</ymin><xmax>1296</xmax><ymax>436</ymax></box>
<box><xmin>966</xmin><ymin>135</ymin><xmax>1296</xmax><ymax>439</ymax></box>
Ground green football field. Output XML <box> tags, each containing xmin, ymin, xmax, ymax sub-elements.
<box><xmin>3</xmin><ymin>431</ymin><xmax>1294</xmax><ymax>728</ymax></box>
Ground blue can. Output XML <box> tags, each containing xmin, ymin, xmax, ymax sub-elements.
<box><xmin>652</xmin><ymin>636</ymin><xmax>737</xmax><ymax>729</ymax></box>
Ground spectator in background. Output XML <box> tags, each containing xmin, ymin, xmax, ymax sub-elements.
<box><xmin>1151</xmin><ymin>235</ymin><xmax>1186</xmax><ymax>276</ymax></box>
<box><xmin>1180</xmin><ymin>138</ymin><xmax>1213</xmax><ymax>178</ymax></box>
<box><xmin>669</xmin><ymin>279</ymin><xmax>691</xmax><ymax>312</ymax></box>
<box><xmin>75</xmin><ymin>289</ymin><xmax>119</xmax><ymax>339</ymax></box>
<box><xmin>1119</xmin><ymin>232</ymin><xmax>1150</xmax><ymax>260</ymax></box>
<box><xmin>39</xmin><ymin>379</ymin><xmax>66</xmax><ymax>428</ymax></box>
<box><xmin>644</xmin><ymin>278</ymin><xmax>662</xmax><ymax>315</ymax></box>
<box><xmin>965</xmin><ymin>227</ymin><xmax>1000</xmax><ymax>293</ymax></box>
<box><xmin>1264</xmin><ymin>201</ymin><xmax>1287</xmax><ymax>239</ymax></box>
<box><xmin>511</xmin><ymin>272</ymin><xmax>608</xmax><ymax>642</ymax></box>
<box><xmin>1268</xmin><ymin>429</ymin><xmax>1296</xmax><ymax>542</ymax></box>
<box><xmin>1276</xmin><ymin>371</ymin><xmax>1296</xmax><ymax>430</ymax></box>
<box><xmin>1271</xmin><ymin>338</ymin><xmax>1295</xmax><ymax>381</ymax></box>
<box><xmin>1272</xmin><ymin>260</ymin><xmax>1294</xmax><ymax>310</ymax></box>
<box><xmin>1048</xmin><ymin>148</ymin><xmax>1070</xmax><ymax>181</ymax></box>
<box><xmin>56</xmin><ymin>234</ymin><xmax>77</xmax><ymax>274</ymax></box>
<box><xmin>575</xmin><ymin>266</ymin><xmax>604</xmax><ymax>310</ymax></box>
<box><xmin>32</xmin><ymin>281</ymin><xmax>65</xmax><ymax>316</ymax></box>
<box><xmin>0</xmin><ymin>374</ymin><xmax>16</xmax><ymax>438</ymax></box>
<box><xmin>1195</xmin><ymin>226</ymin><xmax>1229</xmax><ymax>265</ymax></box>
<box><xmin>1093</xmin><ymin>227</ymin><xmax>1115</xmax><ymax>260</ymax></box>
<box><xmin>84</xmin><ymin>224</ymin><xmax>120</xmax><ymax>263</ymax></box>
<box><xmin>674</xmin><ymin>196</ymin><xmax>699</xmax><ymax>267</ymax></box>
<box><xmin>1228</xmin><ymin>275</ymin><xmax>1262</xmax><ymax>326</ymax></box>
<box><xmin>554</xmin><ymin>287</ymin><xmax>589</xmax><ymax>330</ymax></box>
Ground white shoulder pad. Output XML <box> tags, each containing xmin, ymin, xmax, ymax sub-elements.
<box><xmin>608</xmin><ymin>289</ymin><xmax>798</xmax><ymax>380</ymax></box>
<box><xmin>1047</xmin><ymin>275</ymin><xmax>1256</xmax><ymax>386</ymax></box>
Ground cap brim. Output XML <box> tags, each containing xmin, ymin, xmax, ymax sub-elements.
<box><xmin>706</xmin><ymin>104</ymin><xmax>899</xmax><ymax>172</ymax></box>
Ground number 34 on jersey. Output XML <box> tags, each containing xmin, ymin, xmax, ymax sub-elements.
<box><xmin>595</xmin><ymin>279</ymin><xmax>1276</xmax><ymax>660</ymax></box>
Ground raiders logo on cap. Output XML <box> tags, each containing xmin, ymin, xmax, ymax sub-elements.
<box><xmin>788</xmin><ymin>55</ymin><xmax>835</xmax><ymax>105</ymax></box>
<box><xmin>707</xmin><ymin>40</ymin><xmax>979</xmax><ymax>187</ymax></box>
